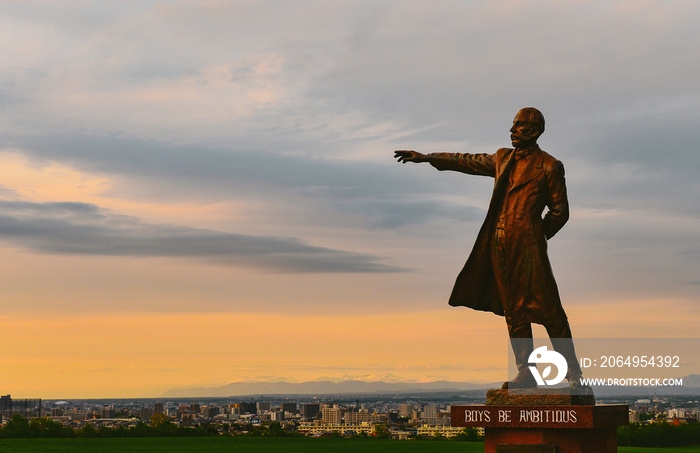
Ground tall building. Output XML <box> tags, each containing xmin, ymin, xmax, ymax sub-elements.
<box><xmin>0</xmin><ymin>395</ymin><xmax>42</xmax><ymax>420</ymax></box>
<box><xmin>68</xmin><ymin>408</ymin><xmax>91</xmax><ymax>421</ymax></box>
<box><xmin>321</xmin><ymin>406</ymin><xmax>343</xmax><ymax>425</ymax></box>
<box><xmin>202</xmin><ymin>406</ymin><xmax>220</xmax><ymax>418</ymax></box>
<box><xmin>398</xmin><ymin>403</ymin><xmax>413</xmax><ymax>418</ymax></box>
<box><xmin>238</xmin><ymin>402</ymin><xmax>257</xmax><ymax>414</ymax></box>
<box><xmin>256</xmin><ymin>402</ymin><xmax>271</xmax><ymax>413</ymax></box>
<box><xmin>300</xmin><ymin>403</ymin><xmax>320</xmax><ymax>419</ymax></box>
<box><xmin>629</xmin><ymin>410</ymin><xmax>640</xmax><ymax>423</ymax></box>
<box><xmin>422</xmin><ymin>405</ymin><xmax>438</xmax><ymax>419</ymax></box>
<box><xmin>0</xmin><ymin>395</ymin><xmax>11</xmax><ymax>412</ymax></box>
<box><xmin>154</xmin><ymin>402</ymin><xmax>164</xmax><ymax>415</ymax></box>
<box><xmin>345</xmin><ymin>408</ymin><xmax>371</xmax><ymax>424</ymax></box>
<box><xmin>281</xmin><ymin>402</ymin><xmax>297</xmax><ymax>414</ymax></box>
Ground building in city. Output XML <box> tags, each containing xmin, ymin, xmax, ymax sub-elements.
<box><xmin>0</xmin><ymin>395</ymin><xmax>42</xmax><ymax>421</ymax></box>
<box><xmin>256</xmin><ymin>402</ymin><xmax>271</xmax><ymax>413</ymax></box>
<box><xmin>321</xmin><ymin>406</ymin><xmax>343</xmax><ymax>425</ymax></box>
<box><xmin>398</xmin><ymin>403</ymin><xmax>413</xmax><ymax>418</ymax></box>
<box><xmin>281</xmin><ymin>402</ymin><xmax>297</xmax><ymax>414</ymax></box>
<box><xmin>300</xmin><ymin>403</ymin><xmax>320</xmax><ymax>419</ymax></box>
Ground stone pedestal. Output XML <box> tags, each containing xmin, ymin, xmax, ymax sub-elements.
<box><xmin>451</xmin><ymin>389</ymin><xmax>628</xmax><ymax>453</ymax></box>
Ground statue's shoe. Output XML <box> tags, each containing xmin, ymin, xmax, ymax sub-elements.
<box><xmin>501</xmin><ymin>369</ymin><xmax>538</xmax><ymax>389</ymax></box>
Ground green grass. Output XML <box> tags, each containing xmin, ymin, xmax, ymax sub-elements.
<box><xmin>0</xmin><ymin>438</ymin><xmax>698</xmax><ymax>452</ymax></box>
<box><xmin>1</xmin><ymin>437</ymin><xmax>474</xmax><ymax>453</ymax></box>
<box><xmin>620</xmin><ymin>447</ymin><xmax>700</xmax><ymax>453</ymax></box>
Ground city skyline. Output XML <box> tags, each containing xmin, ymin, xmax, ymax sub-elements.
<box><xmin>1</xmin><ymin>1</ymin><xmax>699</xmax><ymax>398</ymax></box>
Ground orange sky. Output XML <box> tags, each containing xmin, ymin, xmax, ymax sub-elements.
<box><xmin>3</xmin><ymin>301</ymin><xmax>697</xmax><ymax>398</ymax></box>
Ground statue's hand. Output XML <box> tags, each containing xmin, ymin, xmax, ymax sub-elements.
<box><xmin>394</xmin><ymin>150</ymin><xmax>427</xmax><ymax>163</ymax></box>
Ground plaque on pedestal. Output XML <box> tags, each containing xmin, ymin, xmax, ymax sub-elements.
<box><xmin>451</xmin><ymin>389</ymin><xmax>628</xmax><ymax>453</ymax></box>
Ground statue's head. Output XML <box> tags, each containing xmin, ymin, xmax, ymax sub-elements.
<box><xmin>510</xmin><ymin>107</ymin><xmax>545</xmax><ymax>149</ymax></box>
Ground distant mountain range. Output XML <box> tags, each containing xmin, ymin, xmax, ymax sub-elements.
<box><xmin>161</xmin><ymin>380</ymin><xmax>497</xmax><ymax>398</ymax></box>
<box><xmin>161</xmin><ymin>375</ymin><xmax>700</xmax><ymax>398</ymax></box>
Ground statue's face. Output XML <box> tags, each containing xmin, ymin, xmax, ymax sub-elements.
<box><xmin>510</xmin><ymin>111</ymin><xmax>540</xmax><ymax>148</ymax></box>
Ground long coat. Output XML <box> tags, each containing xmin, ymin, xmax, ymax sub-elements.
<box><xmin>428</xmin><ymin>146</ymin><xmax>569</xmax><ymax>326</ymax></box>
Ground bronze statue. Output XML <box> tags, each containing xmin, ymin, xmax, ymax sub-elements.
<box><xmin>395</xmin><ymin>108</ymin><xmax>582</xmax><ymax>389</ymax></box>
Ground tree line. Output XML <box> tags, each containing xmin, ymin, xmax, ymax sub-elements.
<box><xmin>3</xmin><ymin>413</ymin><xmax>698</xmax><ymax>445</ymax></box>
<box><xmin>617</xmin><ymin>421</ymin><xmax>700</xmax><ymax>447</ymax></box>
<box><xmin>0</xmin><ymin>414</ymin><xmax>222</xmax><ymax>438</ymax></box>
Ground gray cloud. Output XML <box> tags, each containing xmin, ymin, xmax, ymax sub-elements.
<box><xmin>3</xmin><ymin>133</ymin><xmax>488</xmax><ymax>232</ymax></box>
<box><xmin>0</xmin><ymin>200</ymin><xmax>405</xmax><ymax>273</ymax></box>
<box><xmin>0</xmin><ymin>0</ymin><xmax>698</xmax><ymax>311</ymax></box>
<box><xmin>3</xmin><ymin>135</ymin><xmax>375</xmax><ymax>198</ymax></box>
<box><xmin>3</xmin><ymin>1</ymin><xmax>698</xmax><ymax>217</ymax></box>
<box><xmin>343</xmin><ymin>199</ymin><xmax>485</xmax><ymax>229</ymax></box>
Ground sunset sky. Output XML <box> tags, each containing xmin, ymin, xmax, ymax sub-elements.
<box><xmin>1</xmin><ymin>1</ymin><xmax>698</xmax><ymax>399</ymax></box>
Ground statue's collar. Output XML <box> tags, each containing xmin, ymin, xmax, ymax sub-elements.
<box><xmin>513</xmin><ymin>145</ymin><xmax>538</xmax><ymax>160</ymax></box>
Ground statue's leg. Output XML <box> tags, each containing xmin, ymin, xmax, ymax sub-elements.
<box><xmin>545</xmin><ymin>320</ymin><xmax>583</xmax><ymax>386</ymax></box>
<box><xmin>502</xmin><ymin>323</ymin><xmax>537</xmax><ymax>389</ymax></box>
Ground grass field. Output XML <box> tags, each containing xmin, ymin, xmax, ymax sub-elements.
<box><xmin>0</xmin><ymin>438</ymin><xmax>699</xmax><ymax>453</ymax></box>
